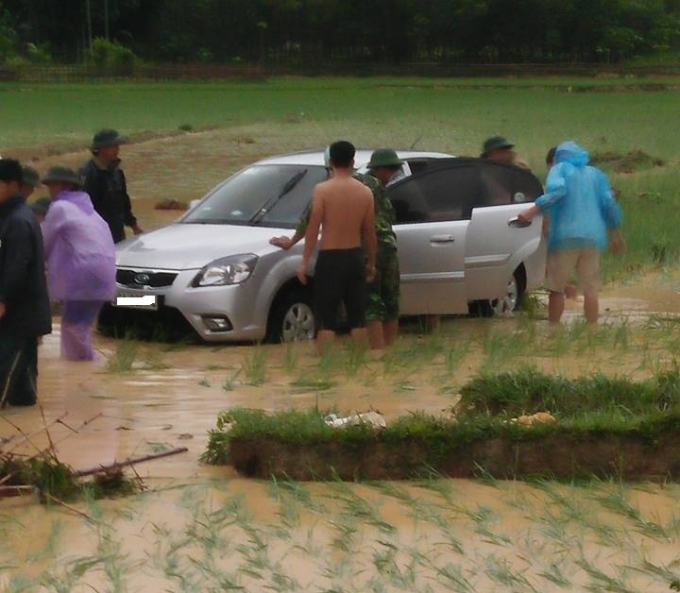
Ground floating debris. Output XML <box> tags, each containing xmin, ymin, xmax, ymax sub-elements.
<box><xmin>324</xmin><ymin>411</ymin><xmax>387</xmax><ymax>430</ymax></box>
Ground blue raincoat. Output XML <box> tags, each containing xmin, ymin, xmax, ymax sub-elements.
<box><xmin>536</xmin><ymin>141</ymin><xmax>622</xmax><ymax>252</ymax></box>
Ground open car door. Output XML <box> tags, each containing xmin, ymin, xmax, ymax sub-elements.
<box><xmin>463</xmin><ymin>161</ymin><xmax>546</xmax><ymax>301</ymax></box>
<box><xmin>388</xmin><ymin>166</ymin><xmax>475</xmax><ymax>315</ymax></box>
<box><xmin>388</xmin><ymin>158</ymin><xmax>545</xmax><ymax>316</ymax></box>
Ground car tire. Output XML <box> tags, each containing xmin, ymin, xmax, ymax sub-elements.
<box><xmin>267</xmin><ymin>289</ymin><xmax>316</xmax><ymax>343</ymax></box>
<box><xmin>469</xmin><ymin>267</ymin><xmax>526</xmax><ymax>318</ymax></box>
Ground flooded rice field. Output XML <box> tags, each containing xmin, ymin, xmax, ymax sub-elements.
<box><xmin>2</xmin><ymin>278</ymin><xmax>680</xmax><ymax>591</ymax></box>
<box><xmin>3</xmin><ymin>131</ymin><xmax>680</xmax><ymax>591</ymax></box>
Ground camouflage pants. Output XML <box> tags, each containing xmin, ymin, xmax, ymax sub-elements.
<box><xmin>366</xmin><ymin>245</ymin><xmax>400</xmax><ymax>322</ymax></box>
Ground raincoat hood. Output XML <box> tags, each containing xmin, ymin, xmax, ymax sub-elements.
<box><xmin>54</xmin><ymin>190</ymin><xmax>95</xmax><ymax>215</ymax></box>
<box><xmin>555</xmin><ymin>141</ymin><xmax>590</xmax><ymax>167</ymax></box>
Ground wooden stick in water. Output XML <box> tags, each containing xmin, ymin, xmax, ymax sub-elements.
<box><xmin>73</xmin><ymin>446</ymin><xmax>189</xmax><ymax>478</ymax></box>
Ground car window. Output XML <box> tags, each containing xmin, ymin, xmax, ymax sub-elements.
<box><xmin>183</xmin><ymin>165</ymin><xmax>328</xmax><ymax>226</ymax></box>
<box><xmin>388</xmin><ymin>166</ymin><xmax>480</xmax><ymax>224</ymax></box>
<box><xmin>405</xmin><ymin>158</ymin><xmax>435</xmax><ymax>176</ymax></box>
<box><xmin>478</xmin><ymin>162</ymin><xmax>543</xmax><ymax>206</ymax></box>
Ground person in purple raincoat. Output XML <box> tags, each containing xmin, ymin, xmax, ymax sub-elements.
<box><xmin>41</xmin><ymin>166</ymin><xmax>116</xmax><ymax>361</ymax></box>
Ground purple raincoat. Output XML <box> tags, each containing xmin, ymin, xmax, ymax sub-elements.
<box><xmin>41</xmin><ymin>190</ymin><xmax>116</xmax><ymax>302</ymax></box>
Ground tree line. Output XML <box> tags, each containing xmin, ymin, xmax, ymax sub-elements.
<box><xmin>1</xmin><ymin>0</ymin><xmax>680</xmax><ymax>66</ymax></box>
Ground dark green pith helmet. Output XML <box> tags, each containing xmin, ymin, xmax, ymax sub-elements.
<box><xmin>42</xmin><ymin>165</ymin><xmax>83</xmax><ymax>188</ymax></box>
<box><xmin>91</xmin><ymin>128</ymin><xmax>128</xmax><ymax>151</ymax></box>
<box><xmin>21</xmin><ymin>165</ymin><xmax>41</xmax><ymax>188</ymax></box>
<box><xmin>481</xmin><ymin>136</ymin><xmax>514</xmax><ymax>157</ymax></box>
<box><xmin>367</xmin><ymin>148</ymin><xmax>404</xmax><ymax>169</ymax></box>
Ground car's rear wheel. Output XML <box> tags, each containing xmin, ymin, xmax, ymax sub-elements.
<box><xmin>267</xmin><ymin>289</ymin><xmax>316</xmax><ymax>343</ymax></box>
<box><xmin>491</xmin><ymin>274</ymin><xmax>522</xmax><ymax>315</ymax></box>
<box><xmin>469</xmin><ymin>267</ymin><xmax>526</xmax><ymax>318</ymax></box>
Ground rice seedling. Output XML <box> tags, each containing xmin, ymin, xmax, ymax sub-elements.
<box><xmin>483</xmin><ymin>554</ymin><xmax>539</xmax><ymax>591</ymax></box>
<box><xmin>537</xmin><ymin>562</ymin><xmax>571</xmax><ymax>589</ymax></box>
<box><xmin>328</xmin><ymin>482</ymin><xmax>396</xmax><ymax>534</ymax></box>
<box><xmin>480</xmin><ymin>331</ymin><xmax>522</xmax><ymax>370</ymax></box>
<box><xmin>595</xmin><ymin>488</ymin><xmax>671</xmax><ymax>542</ymax></box>
<box><xmin>242</xmin><ymin>346</ymin><xmax>268</xmax><ymax>386</ymax></box>
<box><xmin>289</xmin><ymin>376</ymin><xmax>335</xmax><ymax>392</ymax></box>
<box><xmin>443</xmin><ymin>342</ymin><xmax>469</xmax><ymax>377</ymax></box>
<box><xmin>626</xmin><ymin>556</ymin><xmax>680</xmax><ymax>589</ymax></box>
<box><xmin>222</xmin><ymin>370</ymin><xmax>241</xmax><ymax>392</ymax></box>
<box><xmin>465</xmin><ymin>506</ymin><xmax>513</xmax><ymax>547</ymax></box>
<box><xmin>283</xmin><ymin>343</ymin><xmax>298</xmax><ymax>375</ymax></box>
<box><xmin>576</xmin><ymin>554</ymin><xmax>634</xmax><ymax>593</ymax></box>
<box><xmin>344</xmin><ymin>341</ymin><xmax>368</xmax><ymax>377</ymax></box>
<box><xmin>430</xmin><ymin>562</ymin><xmax>475</xmax><ymax>592</ymax></box>
<box><xmin>269</xmin><ymin>476</ymin><xmax>327</xmax><ymax>514</ymax></box>
<box><xmin>317</xmin><ymin>347</ymin><xmax>338</xmax><ymax>380</ymax></box>
<box><xmin>105</xmin><ymin>336</ymin><xmax>139</xmax><ymax>373</ymax></box>
<box><xmin>372</xmin><ymin>546</ymin><xmax>417</xmax><ymax>589</ymax></box>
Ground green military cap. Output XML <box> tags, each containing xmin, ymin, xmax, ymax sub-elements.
<box><xmin>481</xmin><ymin>136</ymin><xmax>515</xmax><ymax>158</ymax></box>
<box><xmin>30</xmin><ymin>197</ymin><xmax>52</xmax><ymax>216</ymax></box>
<box><xmin>42</xmin><ymin>165</ymin><xmax>84</xmax><ymax>188</ymax></box>
<box><xmin>21</xmin><ymin>165</ymin><xmax>41</xmax><ymax>188</ymax></box>
<box><xmin>91</xmin><ymin>128</ymin><xmax>128</xmax><ymax>150</ymax></box>
<box><xmin>367</xmin><ymin>148</ymin><xmax>404</xmax><ymax>169</ymax></box>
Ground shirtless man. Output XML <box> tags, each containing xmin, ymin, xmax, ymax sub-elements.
<box><xmin>297</xmin><ymin>140</ymin><xmax>377</xmax><ymax>350</ymax></box>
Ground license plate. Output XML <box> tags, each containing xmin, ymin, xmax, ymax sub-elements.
<box><xmin>113</xmin><ymin>292</ymin><xmax>159</xmax><ymax>311</ymax></box>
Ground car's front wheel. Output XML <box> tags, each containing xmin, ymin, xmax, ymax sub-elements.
<box><xmin>267</xmin><ymin>289</ymin><xmax>316</xmax><ymax>343</ymax></box>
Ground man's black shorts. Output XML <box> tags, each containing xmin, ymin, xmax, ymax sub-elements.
<box><xmin>313</xmin><ymin>247</ymin><xmax>366</xmax><ymax>331</ymax></box>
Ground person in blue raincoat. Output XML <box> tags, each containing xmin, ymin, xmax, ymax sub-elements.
<box><xmin>518</xmin><ymin>141</ymin><xmax>625</xmax><ymax>324</ymax></box>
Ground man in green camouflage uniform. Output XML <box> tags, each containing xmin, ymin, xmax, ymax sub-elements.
<box><xmin>270</xmin><ymin>148</ymin><xmax>401</xmax><ymax>349</ymax></box>
<box><xmin>362</xmin><ymin>149</ymin><xmax>401</xmax><ymax>349</ymax></box>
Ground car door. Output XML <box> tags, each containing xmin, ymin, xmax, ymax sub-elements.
<box><xmin>465</xmin><ymin>162</ymin><xmax>546</xmax><ymax>301</ymax></box>
<box><xmin>389</xmin><ymin>166</ymin><xmax>478</xmax><ymax>315</ymax></box>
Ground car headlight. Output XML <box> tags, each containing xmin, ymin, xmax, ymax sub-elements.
<box><xmin>191</xmin><ymin>254</ymin><xmax>258</xmax><ymax>287</ymax></box>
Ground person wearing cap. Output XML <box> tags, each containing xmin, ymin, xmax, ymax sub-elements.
<box><xmin>41</xmin><ymin>165</ymin><xmax>116</xmax><ymax>360</ymax></box>
<box><xmin>270</xmin><ymin>147</ymin><xmax>401</xmax><ymax>349</ymax></box>
<box><xmin>20</xmin><ymin>165</ymin><xmax>41</xmax><ymax>200</ymax></box>
<box><xmin>80</xmin><ymin>128</ymin><xmax>143</xmax><ymax>243</ymax></box>
<box><xmin>0</xmin><ymin>158</ymin><xmax>52</xmax><ymax>408</ymax></box>
<box><xmin>363</xmin><ymin>148</ymin><xmax>403</xmax><ymax>348</ymax></box>
<box><xmin>481</xmin><ymin>136</ymin><xmax>530</xmax><ymax>169</ymax></box>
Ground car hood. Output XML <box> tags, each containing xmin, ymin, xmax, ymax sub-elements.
<box><xmin>115</xmin><ymin>223</ymin><xmax>283</xmax><ymax>270</ymax></box>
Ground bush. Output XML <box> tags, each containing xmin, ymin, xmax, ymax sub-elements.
<box><xmin>89</xmin><ymin>38</ymin><xmax>137</xmax><ymax>71</ymax></box>
<box><xmin>25</xmin><ymin>42</ymin><xmax>51</xmax><ymax>64</ymax></box>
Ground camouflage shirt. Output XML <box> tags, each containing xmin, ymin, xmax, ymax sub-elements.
<box><xmin>296</xmin><ymin>171</ymin><xmax>397</xmax><ymax>248</ymax></box>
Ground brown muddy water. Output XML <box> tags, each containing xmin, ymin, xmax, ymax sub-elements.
<box><xmin>2</xmin><ymin>283</ymin><xmax>680</xmax><ymax>590</ymax></box>
<box><xmin>3</xmin><ymin>131</ymin><xmax>680</xmax><ymax>590</ymax></box>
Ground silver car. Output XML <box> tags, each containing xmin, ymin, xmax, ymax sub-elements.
<box><xmin>107</xmin><ymin>150</ymin><xmax>546</xmax><ymax>342</ymax></box>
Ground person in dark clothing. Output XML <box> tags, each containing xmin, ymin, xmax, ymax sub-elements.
<box><xmin>20</xmin><ymin>165</ymin><xmax>41</xmax><ymax>199</ymax></box>
<box><xmin>80</xmin><ymin>129</ymin><xmax>143</xmax><ymax>243</ymax></box>
<box><xmin>0</xmin><ymin>159</ymin><xmax>52</xmax><ymax>408</ymax></box>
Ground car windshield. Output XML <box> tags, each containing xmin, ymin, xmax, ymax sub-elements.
<box><xmin>183</xmin><ymin>164</ymin><xmax>329</xmax><ymax>227</ymax></box>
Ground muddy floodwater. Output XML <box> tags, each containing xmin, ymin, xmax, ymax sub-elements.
<box><xmin>3</xmin><ymin>131</ymin><xmax>680</xmax><ymax>590</ymax></box>
<box><xmin>2</xmin><ymin>275</ymin><xmax>680</xmax><ymax>590</ymax></box>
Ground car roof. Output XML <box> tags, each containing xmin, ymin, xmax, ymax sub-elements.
<box><xmin>253</xmin><ymin>149</ymin><xmax>454</xmax><ymax>168</ymax></box>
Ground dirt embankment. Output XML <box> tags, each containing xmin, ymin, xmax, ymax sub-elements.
<box><xmin>229</xmin><ymin>433</ymin><xmax>680</xmax><ymax>481</ymax></box>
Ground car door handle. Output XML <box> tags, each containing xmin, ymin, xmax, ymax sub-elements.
<box><xmin>508</xmin><ymin>217</ymin><xmax>532</xmax><ymax>228</ymax></box>
<box><xmin>430</xmin><ymin>235</ymin><xmax>456</xmax><ymax>244</ymax></box>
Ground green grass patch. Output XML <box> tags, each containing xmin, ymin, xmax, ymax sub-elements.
<box><xmin>459</xmin><ymin>368</ymin><xmax>680</xmax><ymax>418</ymax></box>
<box><xmin>203</xmin><ymin>370</ymin><xmax>680</xmax><ymax>480</ymax></box>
